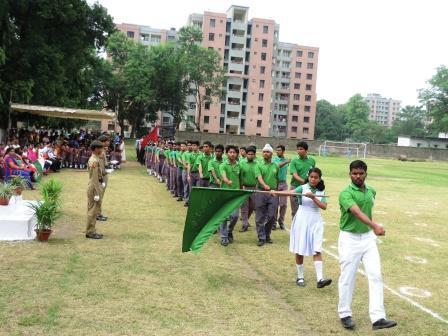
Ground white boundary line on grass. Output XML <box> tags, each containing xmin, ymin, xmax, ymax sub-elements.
<box><xmin>284</xmin><ymin>227</ymin><xmax>448</xmax><ymax>324</ymax></box>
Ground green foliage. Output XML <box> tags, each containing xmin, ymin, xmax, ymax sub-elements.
<box><xmin>27</xmin><ymin>200</ymin><xmax>61</xmax><ymax>231</ymax></box>
<box><xmin>40</xmin><ymin>179</ymin><xmax>63</xmax><ymax>206</ymax></box>
<box><xmin>419</xmin><ymin>65</ymin><xmax>448</xmax><ymax>132</ymax></box>
<box><xmin>315</xmin><ymin>100</ymin><xmax>347</xmax><ymax>140</ymax></box>
<box><xmin>9</xmin><ymin>176</ymin><xmax>28</xmax><ymax>190</ymax></box>
<box><xmin>0</xmin><ymin>182</ymin><xmax>13</xmax><ymax>199</ymax></box>
<box><xmin>391</xmin><ymin>105</ymin><xmax>427</xmax><ymax>137</ymax></box>
<box><xmin>344</xmin><ymin>94</ymin><xmax>370</xmax><ymax>140</ymax></box>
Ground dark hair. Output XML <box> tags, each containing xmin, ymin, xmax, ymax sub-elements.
<box><xmin>186</xmin><ymin>140</ymin><xmax>192</xmax><ymax>145</ymax></box>
<box><xmin>276</xmin><ymin>145</ymin><xmax>285</xmax><ymax>151</ymax></box>
<box><xmin>192</xmin><ymin>140</ymin><xmax>200</xmax><ymax>146</ymax></box>
<box><xmin>239</xmin><ymin>146</ymin><xmax>246</xmax><ymax>151</ymax></box>
<box><xmin>179</xmin><ymin>141</ymin><xmax>186</xmax><ymax>145</ymax></box>
<box><xmin>296</xmin><ymin>141</ymin><xmax>308</xmax><ymax>150</ymax></box>
<box><xmin>349</xmin><ymin>160</ymin><xmax>368</xmax><ymax>172</ymax></box>
<box><xmin>225</xmin><ymin>145</ymin><xmax>239</xmax><ymax>153</ymax></box>
<box><xmin>306</xmin><ymin>167</ymin><xmax>325</xmax><ymax>191</ymax></box>
<box><xmin>203</xmin><ymin>141</ymin><xmax>212</xmax><ymax>147</ymax></box>
<box><xmin>246</xmin><ymin>146</ymin><xmax>256</xmax><ymax>154</ymax></box>
<box><xmin>215</xmin><ymin>144</ymin><xmax>224</xmax><ymax>151</ymax></box>
<box><xmin>5</xmin><ymin>147</ymin><xmax>14</xmax><ymax>154</ymax></box>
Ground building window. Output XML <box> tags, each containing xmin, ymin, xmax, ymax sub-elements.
<box><xmin>210</xmin><ymin>18</ymin><xmax>215</xmax><ymax>28</ymax></box>
<box><xmin>292</xmin><ymin>116</ymin><xmax>298</xmax><ymax>122</ymax></box>
<box><xmin>294</xmin><ymin>83</ymin><xmax>300</xmax><ymax>90</ymax></box>
<box><xmin>293</xmin><ymin>94</ymin><xmax>300</xmax><ymax>101</ymax></box>
<box><xmin>308</xmin><ymin>51</ymin><xmax>314</xmax><ymax>58</ymax></box>
<box><xmin>295</xmin><ymin>72</ymin><xmax>301</xmax><ymax>79</ymax></box>
<box><xmin>307</xmin><ymin>63</ymin><xmax>314</xmax><ymax>69</ymax></box>
<box><xmin>262</xmin><ymin>39</ymin><xmax>268</xmax><ymax>47</ymax></box>
<box><xmin>304</xmin><ymin>105</ymin><xmax>311</xmax><ymax>112</ymax></box>
<box><xmin>296</xmin><ymin>50</ymin><xmax>303</xmax><ymax>57</ymax></box>
<box><xmin>127</xmin><ymin>31</ymin><xmax>134</xmax><ymax>38</ymax></box>
<box><xmin>205</xmin><ymin>102</ymin><xmax>210</xmax><ymax>110</ymax></box>
<box><xmin>258</xmin><ymin>93</ymin><xmax>264</xmax><ymax>101</ymax></box>
<box><xmin>296</xmin><ymin>61</ymin><xmax>302</xmax><ymax>68</ymax></box>
<box><xmin>259</xmin><ymin>80</ymin><xmax>265</xmax><ymax>88</ymax></box>
<box><xmin>291</xmin><ymin>126</ymin><xmax>298</xmax><ymax>132</ymax></box>
<box><xmin>305</xmin><ymin>95</ymin><xmax>312</xmax><ymax>101</ymax></box>
<box><xmin>189</xmin><ymin>103</ymin><xmax>196</xmax><ymax>109</ymax></box>
<box><xmin>304</xmin><ymin>116</ymin><xmax>310</xmax><ymax>123</ymax></box>
<box><xmin>303</xmin><ymin>127</ymin><xmax>309</xmax><ymax>134</ymax></box>
<box><xmin>261</xmin><ymin>52</ymin><xmax>267</xmax><ymax>61</ymax></box>
<box><xmin>306</xmin><ymin>73</ymin><xmax>313</xmax><ymax>80</ymax></box>
<box><xmin>293</xmin><ymin>105</ymin><xmax>299</xmax><ymax>111</ymax></box>
<box><xmin>204</xmin><ymin>116</ymin><xmax>210</xmax><ymax>124</ymax></box>
<box><xmin>208</xmin><ymin>33</ymin><xmax>215</xmax><ymax>41</ymax></box>
<box><xmin>257</xmin><ymin>120</ymin><xmax>262</xmax><ymax>127</ymax></box>
<box><xmin>258</xmin><ymin>106</ymin><xmax>263</xmax><ymax>114</ymax></box>
<box><xmin>263</xmin><ymin>25</ymin><xmax>269</xmax><ymax>33</ymax></box>
<box><xmin>306</xmin><ymin>84</ymin><xmax>312</xmax><ymax>91</ymax></box>
<box><xmin>260</xmin><ymin>66</ymin><xmax>266</xmax><ymax>74</ymax></box>
<box><xmin>107</xmin><ymin>123</ymin><xmax>115</xmax><ymax>131</ymax></box>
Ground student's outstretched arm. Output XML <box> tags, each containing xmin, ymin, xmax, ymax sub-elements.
<box><xmin>349</xmin><ymin>205</ymin><xmax>385</xmax><ymax>236</ymax></box>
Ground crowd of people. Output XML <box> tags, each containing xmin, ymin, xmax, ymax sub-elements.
<box><xmin>137</xmin><ymin>138</ymin><xmax>397</xmax><ymax>331</ymax></box>
<box><xmin>0</xmin><ymin>129</ymin><xmax>126</xmax><ymax>189</ymax></box>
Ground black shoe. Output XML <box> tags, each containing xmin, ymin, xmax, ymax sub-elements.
<box><xmin>266</xmin><ymin>237</ymin><xmax>273</xmax><ymax>244</ymax></box>
<box><xmin>257</xmin><ymin>240</ymin><xmax>265</xmax><ymax>247</ymax></box>
<box><xmin>317</xmin><ymin>278</ymin><xmax>332</xmax><ymax>288</ymax></box>
<box><xmin>239</xmin><ymin>227</ymin><xmax>248</xmax><ymax>232</ymax></box>
<box><xmin>85</xmin><ymin>233</ymin><xmax>103</xmax><ymax>239</ymax></box>
<box><xmin>177</xmin><ymin>197</ymin><xmax>183</xmax><ymax>202</ymax></box>
<box><xmin>221</xmin><ymin>238</ymin><xmax>229</xmax><ymax>246</ymax></box>
<box><xmin>372</xmin><ymin>319</ymin><xmax>397</xmax><ymax>330</ymax></box>
<box><xmin>296</xmin><ymin>278</ymin><xmax>305</xmax><ymax>287</ymax></box>
<box><xmin>279</xmin><ymin>223</ymin><xmax>285</xmax><ymax>230</ymax></box>
<box><xmin>184</xmin><ymin>202</ymin><xmax>189</xmax><ymax>207</ymax></box>
<box><xmin>228</xmin><ymin>233</ymin><xmax>234</xmax><ymax>243</ymax></box>
<box><xmin>96</xmin><ymin>215</ymin><xmax>108</xmax><ymax>221</ymax></box>
<box><xmin>341</xmin><ymin>316</ymin><xmax>355</xmax><ymax>330</ymax></box>
<box><xmin>272</xmin><ymin>225</ymin><xmax>277</xmax><ymax>230</ymax></box>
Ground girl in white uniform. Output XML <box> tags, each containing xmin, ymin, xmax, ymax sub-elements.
<box><xmin>272</xmin><ymin>167</ymin><xmax>332</xmax><ymax>288</ymax></box>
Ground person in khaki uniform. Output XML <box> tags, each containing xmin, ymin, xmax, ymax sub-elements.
<box><xmin>97</xmin><ymin>134</ymin><xmax>110</xmax><ymax>221</ymax></box>
<box><xmin>86</xmin><ymin>141</ymin><xmax>104</xmax><ymax>239</ymax></box>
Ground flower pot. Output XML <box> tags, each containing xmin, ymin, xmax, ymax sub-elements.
<box><xmin>35</xmin><ymin>229</ymin><xmax>53</xmax><ymax>242</ymax></box>
<box><xmin>0</xmin><ymin>197</ymin><xmax>10</xmax><ymax>206</ymax></box>
<box><xmin>15</xmin><ymin>187</ymin><xmax>23</xmax><ymax>196</ymax></box>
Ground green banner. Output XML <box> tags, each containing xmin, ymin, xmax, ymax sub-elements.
<box><xmin>182</xmin><ymin>187</ymin><xmax>254</xmax><ymax>253</ymax></box>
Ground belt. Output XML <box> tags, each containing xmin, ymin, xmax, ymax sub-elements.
<box><xmin>243</xmin><ymin>185</ymin><xmax>256</xmax><ymax>187</ymax></box>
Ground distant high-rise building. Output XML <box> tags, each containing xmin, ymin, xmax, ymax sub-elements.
<box><xmin>110</xmin><ymin>5</ymin><xmax>319</xmax><ymax>139</ymax></box>
<box><xmin>365</xmin><ymin>93</ymin><xmax>401</xmax><ymax>127</ymax></box>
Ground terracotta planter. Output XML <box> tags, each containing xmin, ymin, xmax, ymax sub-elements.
<box><xmin>15</xmin><ymin>187</ymin><xmax>23</xmax><ymax>196</ymax></box>
<box><xmin>35</xmin><ymin>229</ymin><xmax>53</xmax><ymax>242</ymax></box>
<box><xmin>0</xmin><ymin>197</ymin><xmax>10</xmax><ymax>206</ymax></box>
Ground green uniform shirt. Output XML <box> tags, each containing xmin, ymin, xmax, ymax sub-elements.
<box><xmin>289</xmin><ymin>155</ymin><xmax>316</xmax><ymax>187</ymax></box>
<box><xmin>208</xmin><ymin>158</ymin><xmax>223</xmax><ymax>185</ymax></box>
<box><xmin>219</xmin><ymin>159</ymin><xmax>241</xmax><ymax>190</ymax></box>
<box><xmin>294</xmin><ymin>184</ymin><xmax>328</xmax><ymax>205</ymax></box>
<box><xmin>255</xmin><ymin>160</ymin><xmax>279</xmax><ymax>190</ymax></box>
<box><xmin>170</xmin><ymin>150</ymin><xmax>177</xmax><ymax>166</ymax></box>
<box><xmin>197</xmin><ymin>153</ymin><xmax>213</xmax><ymax>179</ymax></box>
<box><xmin>188</xmin><ymin>151</ymin><xmax>200</xmax><ymax>172</ymax></box>
<box><xmin>339</xmin><ymin>183</ymin><xmax>376</xmax><ymax>234</ymax></box>
<box><xmin>273</xmin><ymin>156</ymin><xmax>289</xmax><ymax>182</ymax></box>
<box><xmin>175</xmin><ymin>151</ymin><xmax>185</xmax><ymax>169</ymax></box>
<box><xmin>164</xmin><ymin>149</ymin><xmax>171</xmax><ymax>162</ymax></box>
<box><xmin>240</xmin><ymin>160</ymin><xmax>258</xmax><ymax>186</ymax></box>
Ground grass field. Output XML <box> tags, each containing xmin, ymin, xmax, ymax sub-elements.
<box><xmin>0</xmin><ymin>147</ymin><xmax>447</xmax><ymax>335</ymax></box>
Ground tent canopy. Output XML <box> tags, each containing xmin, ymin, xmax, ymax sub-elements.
<box><xmin>11</xmin><ymin>103</ymin><xmax>115</xmax><ymax>121</ymax></box>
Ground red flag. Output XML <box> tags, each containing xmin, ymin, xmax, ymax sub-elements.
<box><xmin>141</xmin><ymin>126</ymin><xmax>159</xmax><ymax>148</ymax></box>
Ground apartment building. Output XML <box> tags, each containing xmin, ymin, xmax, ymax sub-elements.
<box><xmin>365</xmin><ymin>93</ymin><xmax>401</xmax><ymax>127</ymax></box>
<box><xmin>187</xmin><ymin>5</ymin><xmax>319</xmax><ymax>139</ymax></box>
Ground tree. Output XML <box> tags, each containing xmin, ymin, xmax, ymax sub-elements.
<box><xmin>344</xmin><ymin>94</ymin><xmax>370</xmax><ymax>141</ymax></box>
<box><xmin>0</xmin><ymin>0</ymin><xmax>115</xmax><ymax>129</ymax></box>
<box><xmin>419</xmin><ymin>65</ymin><xmax>448</xmax><ymax>132</ymax></box>
<box><xmin>178</xmin><ymin>26</ymin><xmax>226</xmax><ymax>131</ymax></box>
<box><xmin>315</xmin><ymin>99</ymin><xmax>347</xmax><ymax>140</ymax></box>
<box><xmin>391</xmin><ymin>105</ymin><xmax>427</xmax><ymax>138</ymax></box>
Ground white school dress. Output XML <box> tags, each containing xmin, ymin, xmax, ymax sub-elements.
<box><xmin>289</xmin><ymin>183</ymin><xmax>326</xmax><ymax>256</ymax></box>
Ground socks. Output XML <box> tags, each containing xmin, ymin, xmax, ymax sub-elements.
<box><xmin>314</xmin><ymin>261</ymin><xmax>323</xmax><ymax>281</ymax></box>
<box><xmin>296</xmin><ymin>264</ymin><xmax>304</xmax><ymax>279</ymax></box>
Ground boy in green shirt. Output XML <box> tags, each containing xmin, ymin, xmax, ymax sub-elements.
<box><xmin>239</xmin><ymin>146</ymin><xmax>258</xmax><ymax>232</ymax></box>
<box><xmin>337</xmin><ymin>160</ymin><xmax>396</xmax><ymax>331</ymax></box>
<box><xmin>273</xmin><ymin>144</ymin><xmax>290</xmax><ymax>230</ymax></box>
<box><xmin>186</xmin><ymin>140</ymin><xmax>200</xmax><ymax>206</ymax></box>
<box><xmin>197</xmin><ymin>141</ymin><xmax>213</xmax><ymax>187</ymax></box>
<box><xmin>254</xmin><ymin>144</ymin><xmax>280</xmax><ymax>246</ymax></box>
<box><xmin>289</xmin><ymin>141</ymin><xmax>315</xmax><ymax>217</ymax></box>
<box><xmin>208</xmin><ymin>144</ymin><xmax>224</xmax><ymax>188</ymax></box>
<box><xmin>218</xmin><ymin>145</ymin><xmax>241</xmax><ymax>246</ymax></box>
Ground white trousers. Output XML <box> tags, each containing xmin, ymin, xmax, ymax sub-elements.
<box><xmin>338</xmin><ymin>230</ymin><xmax>386</xmax><ymax>323</ymax></box>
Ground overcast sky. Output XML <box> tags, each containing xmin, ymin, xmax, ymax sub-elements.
<box><xmin>89</xmin><ymin>0</ymin><xmax>447</xmax><ymax>106</ymax></box>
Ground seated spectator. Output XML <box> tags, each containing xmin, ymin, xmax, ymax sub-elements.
<box><xmin>3</xmin><ymin>147</ymin><xmax>34</xmax><ymax>188</ymax></box>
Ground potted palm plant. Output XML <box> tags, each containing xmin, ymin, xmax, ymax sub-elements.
<box><xmin>40</xmin><ymin>179</ymin><xmax>63</xmax><ymax>207</ymax></box>
<box><xmin>27</xmin><ymin>200</ymin><xmax>61</xmax><ymax>242</ymax></box>
<box><xmin>0</xmin><ymin>182</ymin><xmax>13</xmax><ymax>205</ymax></box>
<box><xmin>10</xmin><ymin>175</ymin><xmax>29</xmax><ymax>196</ymax></box>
